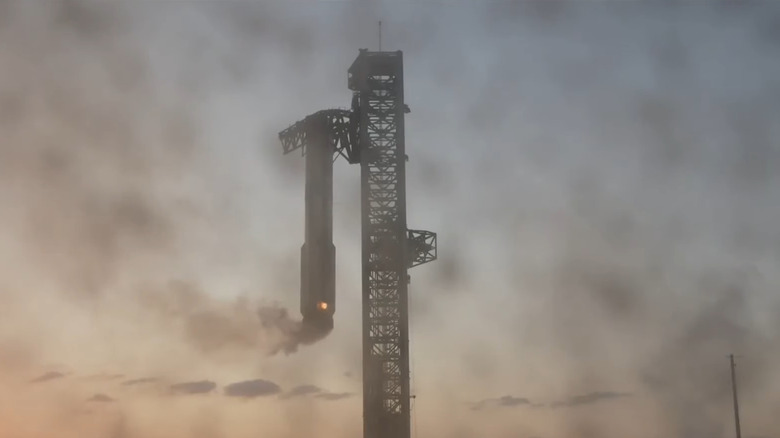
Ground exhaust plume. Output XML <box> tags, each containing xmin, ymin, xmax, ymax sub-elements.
<box><xmin>134</xmin><ymin>280</ymin><xmax>332</xmax><ymax>357</ymax></box>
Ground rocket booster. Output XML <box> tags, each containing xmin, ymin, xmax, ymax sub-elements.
<box><xmin>300</xmin><ymin>129</ymin><xmax>335</xmax><ymax>331</ymax></box>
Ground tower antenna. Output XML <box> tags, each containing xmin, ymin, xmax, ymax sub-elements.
<box><xmin>378</xmin><ymin>21</ymin><xmax>382</xmax><ymax>51</ymax></box>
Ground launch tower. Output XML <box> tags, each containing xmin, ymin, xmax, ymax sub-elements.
<box><xmin>279</xmin><ymin>49</ymin><xmax>436</xmax><ymax>438</ymax></box>
<box><xmin>349</xmin><ymin>49</ymin><xmax>436</xmax><ymax>438</ymax></box>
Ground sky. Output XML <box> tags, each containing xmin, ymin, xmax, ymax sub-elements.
<box><xmin>0</xmin><ymin>1</ymin><xmax>779</xmax><ymax>438</ymax></box>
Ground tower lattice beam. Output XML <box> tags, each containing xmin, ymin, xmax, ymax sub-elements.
<box><xmin>349</xmin><ymin>49</ymin><xmax>435</xmax><ymax>438</ymax></box>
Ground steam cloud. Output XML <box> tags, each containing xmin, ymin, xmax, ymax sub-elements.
<box><xmin>0</xmin><ymin>0</ymin><xmax>330</xmax><ymax>371</ymax></box>
<box><xmin>1</xmin><ymin>1</ymin><xmax>779</xmax><ymax>438</ymax></box>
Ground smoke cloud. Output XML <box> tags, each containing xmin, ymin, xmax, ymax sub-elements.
<box><xmin>134</xmin><ymin>280</ymin><xmax>332</xmax><ymax>357</ymax></box>
<box><xmin>0</xmin><ymin>0</ymin><xmax>328</xmax><ymax>369</ymax></box>
<box><xmin>257</xmin><ymin>305</ymin><xmax>334</xmax><ymax>355</ymax></box>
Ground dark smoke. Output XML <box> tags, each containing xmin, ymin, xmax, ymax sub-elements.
<box><xmin>258</xmin><ymin>306</ymin><xmax>334</xmax><ymax>355</ymax></box>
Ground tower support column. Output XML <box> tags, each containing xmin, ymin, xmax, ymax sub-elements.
<box><xmin>350</xmin><ymin>50</ymin><xmax>410</xmax><ymax>438</ymax></box>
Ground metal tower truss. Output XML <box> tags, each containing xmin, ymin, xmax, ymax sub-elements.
<box><xmin>279</xmin><ymin>109</ymin><xmax>360</xmax><ymax>163</ymax></box>
<box><xmin>349</xmin><ymin>49</ymin><xmax>436</xmax><ymax>438</ymax></box>
<box><xmin>278</xmin><ymin>48</ymin><xmax>436</xmax><ymax>438</ymax></box>
<box><xmin>406</xmin><ymin>229</ymin><xmax>437</xmax><ymax>268</ymax></box>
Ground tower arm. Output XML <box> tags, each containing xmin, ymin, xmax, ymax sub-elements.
<box><xmin>278</xmin><ymin>109</ymin><xmax>359</xmax><ymax>162</ymax></box>
<box><xmin>406</xmin><ymin>229</ymin><xmax>437</xmax><ymax>268</ymax></box>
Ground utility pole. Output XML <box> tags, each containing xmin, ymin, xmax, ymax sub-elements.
<box><xmin>729</xmin><ymin>354</ymin><xmax>742</xmax><ymax>438</ymax></box>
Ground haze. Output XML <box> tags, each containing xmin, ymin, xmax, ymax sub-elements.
<box><xmin>0</xmin><ymin>1</ymin><xmax>778</xmax><ymax>438</ymax></box>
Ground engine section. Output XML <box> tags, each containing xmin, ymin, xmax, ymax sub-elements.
<box><xmin>300</xmin><ymin>120</ymin><xmax>335</xmax><ymax>331</ymax></box>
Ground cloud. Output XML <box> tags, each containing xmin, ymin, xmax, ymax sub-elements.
<box><xmin>550</xmin><ymin>391</ymin><xmax>631</xmax><ymax>408</ymax></box>
<box><xmin>224</xmin><ymin>379</ymin><xmax>281</xmax><ymax>399</ymax></box>
<box><xmin>470</xmin><ymin>395</ymin><xmax>531</xmax><ymax>411</ymax></box>
<box><xmin>87</xmin><ymin>393</ymin><xmax>115</xmax><ymax>403</ymax></box>
<box><xmin>122</xmin><ymin>377</ymin><xmax>158</xmax><ymax>386</ymax></box>
<box><xmin>170</xmin><ymin>380</ymin><xmax>217</xmax><ymax>395</ymax></box>
<box><xmin>81</xmin><ymin>373</ymin><xmax>124</xmax><ymax>381</ymax></box>
<box><xmin>29</xmin><ymin>371</ymin><xmax>66</xmax><ymax>384</ymax></box>
<box><xmin>315</xmin><ymin>392</ymin><xmax>353</xmax><ymax>401</ymax></box>
<box><xmin>280</xmin><ymin>385</ymin><xmax>350</xmax><ymax>401</ymax></box>
<box><xmin>282</xmin><ymin>384</ymin><xmax>322</xmax><ymax>399</ymax></box>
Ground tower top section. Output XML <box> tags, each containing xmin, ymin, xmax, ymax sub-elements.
<box><xmin>348</xmin><ymin>49</ymin><xmax>404</xmax><ymax>92</ymax></box>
